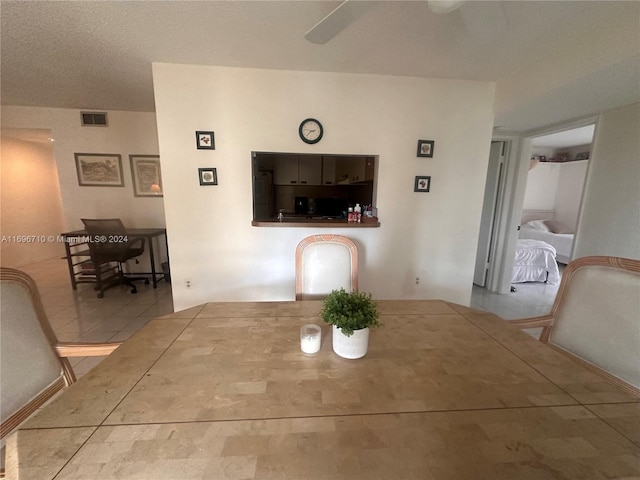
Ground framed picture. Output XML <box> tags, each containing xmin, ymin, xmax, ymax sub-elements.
<box><xmin>74</xmin><ymin>153</ymin><xmax>124</xmax><ymax>187</ymax></box>
<box><xmin>196</xmin><ymin>131</ymin><xmax>215</xmax><ymax>150</ymax></box>
<box><xmin>414</xmin><ymin>175</ymin><xmax>431</xmax><ymax>192</ymax></box>
<box><xmin>417</xmin><ymin>140</ymin><xmax>435</xmax><ymax>158</ymax></box>
<box><xmin>129</xmin><ymin>155</ymin><xmax>163</xmax><ymax>197</ymax></box>
<box><xmin>198</xmin><ymin>167</ymin><xmax>218</xmax><ymax>186</ymax></box>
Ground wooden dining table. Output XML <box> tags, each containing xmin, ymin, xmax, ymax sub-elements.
<box><xmin>6</xmin><ymin>300</ymin><xmax>640</xmax><ymax>479</ymax></box>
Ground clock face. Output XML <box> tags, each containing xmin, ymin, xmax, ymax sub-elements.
<box><xmin>299</xmin><ymin>118</ymin><xmax>323</xmax><ymax>144</ymax></box>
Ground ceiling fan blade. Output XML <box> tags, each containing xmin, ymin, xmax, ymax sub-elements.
<box><xmin>305</xmin><ymin>1</ymin><xmax>376</xmax><ymax>44</ymax></box>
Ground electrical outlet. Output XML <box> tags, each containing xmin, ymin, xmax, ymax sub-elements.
<box><xmin>185</xmin><ymin>278</ymin><xmax>192</xmax><ymax>288</ymax></box>
<box><xmin>415</xmin><ymin>277</ymin><xmax>420</xmax><ymax>284</ymax></box>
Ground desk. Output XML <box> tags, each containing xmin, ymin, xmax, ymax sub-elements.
<box><xmin>7</xmin><ymin>301</ymin><xmax>639</xmax><ymax>479</ymax></box>
<box><xmin>61</xmin><ymin>228</ymin><xmax>169</xmax><ymax>289</ymax></box>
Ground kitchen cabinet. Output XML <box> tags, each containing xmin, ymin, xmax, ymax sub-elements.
<box><xmin>322</xmin><ymin>157</ymin><xmax>336</xmax><ymax>185</ymax></box>
<box><xmin>273</xmin><ymin>155</ymin><xmax>322</xmax><ymax>185</ymax></box>
<box><xmin>298</xmin><ymin>155</ymin><xmax>322</xmax><ymax>185</ymax></box>
<box><xmin>335</xmin><ymin>156</ymin><xmax>375</xmax><ymax>184</ymax></box>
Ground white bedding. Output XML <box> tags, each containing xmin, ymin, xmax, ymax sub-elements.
<box><xmin>512</xmin><ymin>239</ymin><xmax>561</xmax><ymax>285</ymax></box>
<box><xmin>518</xmin><ymin>225</ymin><xmax>574</xmax><ymax>264</ymax></box>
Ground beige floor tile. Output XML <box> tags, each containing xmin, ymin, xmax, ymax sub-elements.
<box><xmin>11</xmin><ymin>257</ymin><xmax>174</xmax><ymax>379</ymax></box>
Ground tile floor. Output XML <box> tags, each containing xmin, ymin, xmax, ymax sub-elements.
<box><xmin>14</xmin><ymin>257</ymin><xmax>562</xmax><ymax>377</ymax></box>
<box><xmin>469</xmin><ymin>277</ymin><xmax>561</xmax><ymax>320</ymax></box>
<box><xmin>470</xmin><ymin>265</ymin><xmax>564</xmax><ymax>337</ymax></box>
<box><xmin>16</xmin><ymin>256</ymin><xmax>174</xmax><ymax>379</ymax></box>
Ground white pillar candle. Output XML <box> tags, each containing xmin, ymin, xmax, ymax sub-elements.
<box><xmin>300</xmin><ymin>324</ymin><xmax>321</xmax><ymax>355</ymax></box>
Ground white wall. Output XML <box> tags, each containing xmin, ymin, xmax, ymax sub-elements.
<box><xmin>522</xmin><ymin>159</ymin><xmax>588</xmax><ymax>230</ymax></box>
<box><xmin>153</xmin><ymin>64</ymin><xmax>495</xmax><ymax>311</ymax></box>
<box><xmin>0</xmin><ymin>107</ymin><xmax>165</xmax><ymax>231</ymax></box>
<box><xmin>0</xmin><ymin>136</ymin><xmax>66</xmax><ymax>266</ymax></box>
<box><xmin>574</xmin><ymin>102</ymin><xmax>640</xmax><ymax>259</ymax></box>
<box><xmin>522</xmin><ymin>163</ymin><xmax>560</xmax><ymax>210</ymax></box>
<box><xmin>555</xmin><ymin>160</ymin><xmax>588</xmax><ymax>230</ymax></box>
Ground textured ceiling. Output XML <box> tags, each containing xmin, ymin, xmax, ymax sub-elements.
<box><xmin>1</xmin><ymin>0</ymin><xmax>639</xmax><ymax>132</ymax></box>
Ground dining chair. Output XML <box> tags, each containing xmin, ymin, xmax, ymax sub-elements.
<box><xmin>0</xmin><ymin>268</ymin><xmax>121</xmax><ymax>447</ymax></box>
<box><xmin>295</xmin><ymin>234</ymin><xmax>358</xmax><ymax>300</ymax></box>
<box><xmin>511</xmin><ymin>256</ymin><xmax>640</xmax><ymax>396</ymax></box>
<box><xmin>81</xmin><ymin>218</ymin><xmax>148</xmax><ymax>298</ymax></box>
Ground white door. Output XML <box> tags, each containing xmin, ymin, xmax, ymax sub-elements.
<box><xmin>473</xmin><ymin>141</ymin><xmax>506</xmax><ymax>286</ymax></box>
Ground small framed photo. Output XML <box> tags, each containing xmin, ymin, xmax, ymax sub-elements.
<box><xmin>74</xmin><ymin>153</ymin><xmax>124</xmax><ymax>187</ymax></box>
<box><xmin>129</xmin><ymin>155</ymin><xmax>163</xmax><ymax>197</ymax></box>
<box><xmin>417</xmin><ymin>140</ymin><xmax>435</xmax><ymax>158</ymax></box>
<box><xmin>196</xmin><ymin>131</ymin><xmax>215</xmax><ymax>150</ymax></box>
<box><xmin>414</xmin><ymin>175</ymin><xmax>431</xmax><ymax>192</ymax></box>
<box><xmin>198</xmin><ymin>167</ymin><xmax>218</xmax><ymax>186</ymax></box>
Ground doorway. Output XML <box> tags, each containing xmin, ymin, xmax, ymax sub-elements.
<box><xmin>523</xmin><ymin>124</ymin><xmax>594</xmax><ymax>265</ymax></box>
<box><xmin>470</xmin><ymin>123</ymin><xmax>595</xmax><ymax>319</ymax></box>
<box><xmin>0</xmin><ymin>128</ymin><xmax>66</xmax><ymax>267</ymax></box>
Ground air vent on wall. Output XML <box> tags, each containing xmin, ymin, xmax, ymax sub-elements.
<box><xmin>80</xmin><ymin>111</ymin><xmax>108</xmax><ymax>126</ymax></box>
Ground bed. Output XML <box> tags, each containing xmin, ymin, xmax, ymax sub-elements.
<box><xmin>512</xmin><ymin>239</ymin><xmax>561</xmax><ymax>285</ymax></box>
<box><xmin>518</xmin><ymin>210</ymin><xmax>575</xmax><ymax>264</ymax></box>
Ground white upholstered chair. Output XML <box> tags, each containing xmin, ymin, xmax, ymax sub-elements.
<box><xmin>0</xmin><ymin>268</ymin><xmax>121</xmax><ymax>446</ymax></box>
<box><xmin>511</xmin><ymin>256</ymin><xmax>640</xmax><ymax>396</ymax></box>
<box><xmin>295</xmin><ymin>234</ymin><xmax>358</xmax><ymax>300</ymax></box>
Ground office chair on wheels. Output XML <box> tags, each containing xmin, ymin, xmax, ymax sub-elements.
<box><xmin>81</xmin><ymin>218</ymin><xmax>149</xmax><ymax>298</ymax></box>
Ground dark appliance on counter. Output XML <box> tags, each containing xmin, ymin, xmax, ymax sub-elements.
<box><xmin>315</xmin><ymin>198</ymin><xmax>349</xmax><ymax>218</ymax></box>
<box><xmin>294</xmin><ymin>196</ymin><xmax>308</xmax><ymax>215</ymax></box>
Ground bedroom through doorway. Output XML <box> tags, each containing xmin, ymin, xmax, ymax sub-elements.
<box><xmin>519</xmin><ymin>124</ymin><xmax>594</xmax><ymax>267</ymax></box>
<box><xmin>471</xmin><ymin>124</ymin><xmax>594</xmax><ymax>320</ymax></box>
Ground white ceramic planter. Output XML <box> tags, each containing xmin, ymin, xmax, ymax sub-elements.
<box><xmin>332</xmin><ymin>325</ymin><xmax>369</xmax><ymax>359</ymax></box>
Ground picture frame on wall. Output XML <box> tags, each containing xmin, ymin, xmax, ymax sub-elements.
<box><xmin>414</xmin><ymin>175</ymin><xmax>431</xmax><ymax>192</ymax></box>
<box><xmin>198</xmin><ymin>167</ymin><xmax>218</xmax><ymax>186</ymax></box>
<box><xmin>129</xmin><ymin>155</ymin><xmax>163</xmax><ymax>197</ymax></box>
<box><xmin>417</xmin><ymin>140</ymin><xmax>435</xmax><ymax>158</ymax></box>
<box><xmin>196</xmin><ymin>131</ymin><xmax>215</xmax><ymax>150</ymax></box>
<box><xmin>74</xmin><ymin>153</ymin><xmax>124</xmax><ymax>187</ymax></box>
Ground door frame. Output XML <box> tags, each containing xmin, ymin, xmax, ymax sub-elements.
<box><xmin>483</xmin><ymin>133</ymin><xmax>531</xmax><ymax>294</ymax></box>
<box><xmin>474</xmin><ymin>141</ymin><xmax>506</xmax><ymax>288</ymax></box>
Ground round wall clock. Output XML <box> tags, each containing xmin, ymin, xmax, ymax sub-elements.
<box><xmin>299</xmin><ymin>118</ymin><xmax>323</xmax><ymax>144</ymax></box>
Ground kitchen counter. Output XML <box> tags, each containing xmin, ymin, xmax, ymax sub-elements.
<box><xmin>252</xmin><ymin>214</ymin><xmax>380</xmax><ymax>227</ymax></box>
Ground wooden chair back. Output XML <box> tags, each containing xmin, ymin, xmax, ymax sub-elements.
<box><xmin>0</xmin><ymin>268</ymin><xmax>120</xmax><ymax>442</ymax></box>
<box><xmin>513</xmin><ymin>256</ymin><xmax>640</xmax><ymax>396</ymax></box>
<box><xmin>0</xmin><ymin>268</ymin><xmax>72</xmax><ymax>440</ymax></box>
<box><xmin>295</xmin><ymin>234</ymin><xmax>358</xmax><ymax>300</ymax></box>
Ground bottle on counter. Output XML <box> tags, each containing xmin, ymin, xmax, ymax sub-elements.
<box><xmin>347</xmin><ymin>207</ymin><xmax>354</xmax><ymax>223</ymax></box>
<box><xmin>354</xmin><ymin>203</ymin><xmax>362</xmax><ymax>223</ymax></box>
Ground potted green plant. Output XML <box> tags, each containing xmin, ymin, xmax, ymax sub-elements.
<box><xmin>320</xmin><ymin>288</ymin><xmax>380</xmax><ymax>359</ymax></box>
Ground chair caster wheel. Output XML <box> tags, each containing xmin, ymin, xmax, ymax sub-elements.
<box><xmin>97</xmin><ymin>293</ymin><xmax>104</xmax><ymax>298</ymax></box>
<box><xmin>130</xmin><ymin>288</ymin><xmax>138</xmax><ymax>294</ymax></box>
<box><xmin>144</xmin><ymin>279</ymin><xmax>150</xmax><ymax>285</ymax></box>
<box><xmin>510</xmin><ymin>286</ymin><xmax>517</xmax><ymax>293</ymax></box>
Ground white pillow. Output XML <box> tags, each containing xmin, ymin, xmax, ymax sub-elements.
<box><xmin>544</xmin><ymin>220</ymin><xmax>574</xmax><ymax>234</ymax></box>
<box><xmin>526</xmin><ymin>220</ymin><xmax>551</xmax><ymax>232</ymax></box>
